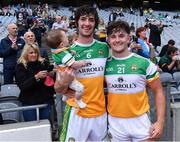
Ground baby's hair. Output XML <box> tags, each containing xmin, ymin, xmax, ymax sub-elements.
<box><xmin>68</xmin><ymin>32</ymin><xmax>78</xmax><ymax>45</ymax></box>
<box><xmin>46</xmin><ymin>29</ymin><xmax>64</xmax><ymax>49</ymax></box>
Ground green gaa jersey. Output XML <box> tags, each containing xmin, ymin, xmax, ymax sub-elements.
<box><xmin>105</xmin><ymin>53</ymin><xmax>159</xmax><ymax>118</ymax></box>
<box><xmin>51</xmin><ymin>48</ymin><xmax>75</xmax><ymax>67</ymax></box>
<box><xmin>67</xmin><ymin>39</ymin><xmax>109</xmax><ymax>117</ymax></box>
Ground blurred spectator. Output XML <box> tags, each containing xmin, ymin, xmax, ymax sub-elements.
<box><xmin>69</xmin><ymin>10</ymin><xmax>76</xmax><ymax>29</ymax></box>
<box><xmin>17</xmin><ymin>31</ymin><xmax>49</xmax><ymax>63</ymax></box>
<box><xmin>96</xmin><ymin>18</ymin><xmax>106</xmax><ymax>42</ymax></box>
<box><xmin>16</xmin><ymin>12</ymin><xmax>28</xmax><ymax>37</ymax></box>
<box><xmin>129</xmin><ymin>6</ymin><xmax>134</xmax><ymax>14</ymax></box>
<box><xmin>16</xmin><ymin>8</ymin><xmax>28</xmax><ymax>20</ymax></box>
<box><xmin>149</xmin><ymin>8</ymin><xmax>153</xmax><ymax>15</ymax></box>
<box><xmin>47</xmin><ymin>17</ymin><xmax>54</xmax><ymax>30</ymax></box>
<box><xmin>118</xmin><ymin>8</ymin><xmax>124</xmax><ymax>17</ymax></box>
<box><xmin>109</xmin><ymin>10</ymin><xmax>117</xmax><ymax>23</ymax></box>
<box><xmin>15</xmin><ymin>43</ymin><xmax>55</xmax><ymax>121</ymax></box>
<box><xmin>26</xmin><ymin>14</ymin><xmax>33</xmax><ymax>29</ymax></box>
<box><xmin>31</xmin><ymin>18</ymin><xmax>47</xmax><ymax>47</ymax></box>
<box><xmin>130</xmin><ymin>22</ymin><xmax>135</xmax><ymax>33</ymax></box>
<box><xmin>158</xmin><ymin>47</ymin><xmax>180</xmax><ymax>73</ymax></box>
<box><xmin>42</xmin><ymin>4</ymin><xmax>49</xmax><ymax>20</ymax></box>
<box><xmin>136</xmin><ymin>27</ymin><xmax>151</xmax><ymax>59</ymax></box>
<box><xmin>149</xmin><ymin>21</ymin><xmax>163</xmax><ymax>52</ymax></box>
<box><xmin>159</xmin><ymin>39</ymin><xmax>175</xmax><ymax>57</ymax></box>
<box><xmin>51</xmin><ymin>16</ymin><xmax>68</xmax><ymax>32</ymax></box>
<box><xmin>140</xmin><ymin>7</ymin><xmax>143</xmax><ymax>16</ymax></box>
<box><xmin>0</xmin><ymin>23</ymin><xmax>25</xmax><ymax>84</ymax></box>
<box><xmin>61</xmin><ymin>16</ymin><xmax>69</xmax><ymax>28</ymax></box>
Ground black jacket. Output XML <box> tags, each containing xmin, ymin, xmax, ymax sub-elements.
<box><xmin>0</xmin><ymin>36</ymin><xmax>25</xmax><ymax>69</ymax></box>
<box><xmin>159</xmin><ymin>44</ymin><xmax>169</xmax><ymax>57</ymax></box>
<box><xmin>15</xmin><ymin>61</ymin><xmax>55</xmax><ymax>105</ymax></box>
<box><xmin>149</xmin><ymin>24</ymin><xmax>162</xmax><ymax>47</ymax></box>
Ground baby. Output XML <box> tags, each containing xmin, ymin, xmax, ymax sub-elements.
<box><xmin>46</xmin><ymin>29</ymin><xmax>87</xmax><ymax>108</ymax></box>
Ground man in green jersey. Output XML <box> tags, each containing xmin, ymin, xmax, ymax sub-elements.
<box><xmin>105</xmin><ymin>20</ymin><xmax>165</xmax><ymax>141</ymax></box>
<box><xmin>54</xmin><ymin>5</ymin><xmax>109</xmax><ymax>141</ymax></box>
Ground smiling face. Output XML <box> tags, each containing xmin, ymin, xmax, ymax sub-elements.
<box><xmin>136</xmin><ymin>27</ymin><xmax>147</xmax><ymax>40</ymax></box>
<box><xmin>108</xmin><ymin>30</ymin><xmax>131</xmax><ymax>58</ymax></box>
<box><xmin>27</xmin><ymin>47</ymin><xmax>38</xmax><ymax>62</ymax></box>
<box><xmin>138</xmin><ymin>29</ymin><xmax>147</xmax><ymax>39</ymax></box>
<box><xmin>24</xmin><ymin>32</ymin><xmax>36</xmax><ymax>44</ymax></box>
<box><xmin>77</xmin><ymin>15</ymin><xmax>96</xmax><ymax>38</ymax></box>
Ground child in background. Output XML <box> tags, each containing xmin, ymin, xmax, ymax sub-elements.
<box><xmin>68</xmin><ymin>32</ymin><xmax>78</xmax><ymax>45</ymax></box>
<box><xmin>46</xmin><ymin>29</ymin><xmax>87</xmax><ymax>108</ymax></box>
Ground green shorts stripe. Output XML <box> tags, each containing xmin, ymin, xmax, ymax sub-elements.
<box><xmin>60</xmin><ymin>105</ymin><xmax>72</xmax><ymax>141</ymax></box>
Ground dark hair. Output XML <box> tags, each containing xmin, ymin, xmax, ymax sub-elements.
<box><xmin>107</xmin><ymin>20</ymin><xmax>130</xmax><ymax>36</ymax></box>
<box><xmin>46</xmin><ymin>29</ymin><xmax>63</xmax><ymax>49</ymax></box>
<box><xmin>167</xmin><ymin>46</ymin><xmax>178</xmax><ymax>55</ymax></box>
<box><xmin>168</xmin><ymin>39</ymin><xmax>175</xmax><ymax>45</ymax></box>
<box><xmin>136</xmin><ymin>27</ymin><xmax>146</xmax><ymax>37</ymax></box>
<box><xmin>75</xmin><ymin>5</ymin><xmax>99</xmax><ymax>29</ymax></box>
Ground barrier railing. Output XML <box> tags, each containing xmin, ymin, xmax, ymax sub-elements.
<box><xmin>0</xmin><ymin>104</ymin><xmax>48</xmax><ymax>122</ymax></box>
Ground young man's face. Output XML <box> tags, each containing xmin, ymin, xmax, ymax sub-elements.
<box><xmin>108</xmin><ymin>30</ymin><xmax>130</xmax><ymax>54</ymax></box>
<box><xmin>77</xmin><ymin>15</ymin><xmax>96</xmax><ymax>38</ymax></box>
<box><xmin>171</xmin><ymin>50</ymin><xmax>179</xmax><ymax>57</ymax></box>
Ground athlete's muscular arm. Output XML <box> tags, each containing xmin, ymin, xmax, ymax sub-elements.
<box><xmin>148</xmin><ymin>78</ymin><xmax>166</xmax><ymax>140</ymax></box>
<box><xmin>54</xmin><ymin>67</ymin><xmax>75</xmax><ymax>97</ymax></box>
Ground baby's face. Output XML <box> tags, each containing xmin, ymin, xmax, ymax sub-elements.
<box><xmin>60</xmin><ymin>31</ymin><xmax>69</xmax><ymax>47</ymax></box>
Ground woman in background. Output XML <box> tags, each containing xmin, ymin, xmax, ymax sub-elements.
<box><xmin>96</xmin><ymin>18</ymin><xmax>107</xmax><ymax>42</ymax></box>
<box><xmin>16</xmin><ymin>43</ymin><xmax>55</xmax><ymax>121</ymax></box>
<box><xmin>136</xmin><ymin>27</ymin><xmax>152</xmax><ymax>59</ymax></box>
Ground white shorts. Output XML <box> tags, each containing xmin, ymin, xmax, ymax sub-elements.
<box><xmin>108</xmin><ymin>113</ymin><xmax>151</xmax><ymax>142</ymax></box>
<box><xmin>60</xmin><ymin>106</ymin><xmax>107</xmax><ymax>141</ymax></box>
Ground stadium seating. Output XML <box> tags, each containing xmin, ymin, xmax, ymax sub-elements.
<box><xmin>0</xmin><ymin>84</ymin><xmax>22</xmax><ymax>123</ymax></box>
<box><xmin>160</xmin><ymin>72</ymin><xmax>173</xmax><ymax>83</ymax></box>
<box><xmin>0</xmin><ymin>84</ymin><xmax>20</xmax><ymax>97</ymax></box>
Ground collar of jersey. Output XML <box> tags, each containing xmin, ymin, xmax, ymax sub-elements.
<box><xmin>74</xmin><ymin>39</ymin><xmax>95</xmax><ymax>47</ymax></box>
<box><xmin>112</xmin><ymin>53</ymin><xmax>134</xmax><ymax>60</ymax></box>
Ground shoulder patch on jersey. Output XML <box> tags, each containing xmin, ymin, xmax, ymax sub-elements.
<box><xmin>98</xmin><ymin>49</ymin><xmax>105</xmax><ymax>56</ymax></box>
<box><xmin>131</xmin><ymin>64</ymin><xmax>138</xmax><ymax>71</ymax></box>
